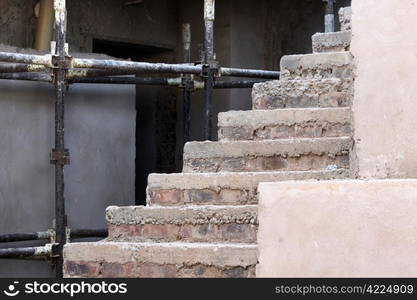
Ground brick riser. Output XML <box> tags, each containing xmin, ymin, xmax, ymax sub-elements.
<box><xmin>146</xmin><ymin>170</ymin><xmax>349</xmax><ymax>206</ymax></box>
<box><xmin>107</xmin><ymin>223</ymin><xmax>258</xmax><ymax>244</ymax></box>
<box><xmin>65</xmin><ymin>260</ymin><xmax>256</xmax><ymax>278</ymax></box>
<box><xmin>219</xmin><ymin>122</ymin><xmax>350</xmax><ymax>141</ymax></box>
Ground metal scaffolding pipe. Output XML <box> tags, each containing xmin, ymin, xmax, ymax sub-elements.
<box><xmin>0</xmin><ymin>72</ymin><xmax>52</xmax><ymax>82</ymax></box>
<box><xmin>72</xmin><ymin>58</ymin><xmax>202</xmax><ymax>75</ymax></box>
<box><xmin>220</xmin><ymin>67</ymin><xmax>280</xmax><ymax>79</ymax></box>
<box><xmin>71</xmin><ymin>76</ymin><xmax>269</xmax><ymax>90</ymax></box>
<box><xmin>0</xmin><ymin>246</ymin><xmax>52</xmax><ymax>259</ymax></box>
<box><xmin>0</xmin><ymin>232</ymin><xmax>50</xmax><ymax>243</ymax></box>
<box><xmin>72</xmin><ymin>76</ymin><xmax>170</xmax><ymax>85</ymax></box>
<box><xmin>52</xmin><ymin>0</ymin><xmax>68</xmax><ymax>278</ymax></box>
<box><xmin>203</xmin><ymin>0</ymin><xmax>215</xmax><ymax>141</ymax></box>
<box><xmin>0</xmin><ymin>51</ymin><xmax>51</xmax><ymax>66</ymax></box>
<box><xmin>182</xmin><ymin>23</ymin><xmax>192</xmax><ymax>144</ymax></box>
<box><xmin>68</xmin><ymin>68</ymin><xmax>142</xmax><ymax>80</ymax></box>
<box><xmin>213</xmin><ymin>79</ymin><xmax>269</xmax><ymax>89</ymax></box>
<box><xmin>0</xmin><ymin>63</ymin><xmax>47</xmax><ymax>73</ymax></box>
<box><xmin>324</xmin><ymin>0</ymin><xmax>335</xmax><ymax>33</ymax></box>
<box><xmin>34</xmin><ymin>0</ymin><xmax>55</xmax><ymax>51</ymax></box>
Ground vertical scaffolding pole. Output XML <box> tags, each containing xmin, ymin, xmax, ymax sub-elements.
<box><xmin>203</xmin><ymin>0</ymin><xmax>215</xmax><ymax>141</ymax></box>
<box><xmin>182</xmin><ymin>23</ymin><xmax>192</xmax><ymax>143</ymax></box>
<box><xmin>52</xmin><ymin>0</ymin><xmax>69</xmax><ymax>278</ymax></box>
<box><xmin>324</xmin><ymin>0</ymin><xmax>335</xmax><ymax>33</ymax></box>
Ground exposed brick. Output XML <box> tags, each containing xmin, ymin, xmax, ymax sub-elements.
<box><xmin>220</xmin><ymin>189</ymin><xmax>254</xmax><ymax>205</ymax></box>
<box><xmin>252</xmin><ymin>78</ymin><xmax>352</xmax><ymax>110</ymax></box>
<box><xmin>64</xmin><ymin>261</ymin><xmax>100</xmax><ymax>277</ymax></box>
<box><xmin>220</xmin><ymin>123</ymin><xmax>351</xmax><ymax>141</ymax></box>
<box><xmin>184</xmin><ymin>189</ymin><xmax>220</xmax><ymax>204</ymax></box>
<box><xmin>184</xmin><ymin>154</ymin><xmax>349</xmax><ymax>173</ymax></box>
<box><xmin>149</xmin><ymin>189</ymin><xmax>183</xmax><ymax>205</ymax></box>
<box><xmin>108</xmin><ymin>223</ymin><xmax>257</xmax><ymax>243</ymax></box>
<box><xmin>100</xmin><ymin>262</ymin><xmax>124</xmax><ymax>277</ymax></box>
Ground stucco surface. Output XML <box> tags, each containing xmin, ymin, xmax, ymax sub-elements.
<box><xmin>257</xmin><ymin>180</ymin><xmax>417</xmax><ymax>277</ymax></box>
<box><xmin>351</xmin><ymin>0</ymin><xmax>417</xmax><ymax>178</ymax></box>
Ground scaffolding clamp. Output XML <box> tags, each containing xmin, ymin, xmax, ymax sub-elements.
<box><xmin>50</xmin><ymin>149</ymin><xmax>70</xmax><ymax>165</ymax></box>
<box><xmin>201</xmin><ymin>59</ymin><xmax>220</xmax><ymax>78</ymax></box>
<box><xmin>50</xmin><ymin>243</ymin><xmax>62</xmax><ymax>259</ymax></box>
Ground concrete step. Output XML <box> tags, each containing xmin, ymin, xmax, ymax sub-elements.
<box><xmin>183</xmin><ymin>137</ymin><xmax>352</xmax><ymax>173</ymax></box>
<box><xmin>339</xmin><ymin>7</ymin><xmax>352</xmax><ymax>31</ymax></box>
<box><xmin>280</xmin><ymin>52</ymin><xmax>353</xmax><ymax>80</ymax></box>
<box><xmin>312</xmin><ymin>31</ymin><xmax>351</xmax><ymax>53</ymax></box>
<box><xmin>147</xmin><ymin>170</ymin><xmax>349</xmax><ymax>206</ymax></box>
<box><xmin>252</xmin><ymin>78</ymin><xmax>352</xmax><ymax>110</ymax></box>
<box><xmin>218</xmin><ymin>107</ymin><xmax>351</xmax><ymax>141</ymax></box>
<box><xmin>64</xmin><ymin>242</ymin><xmax>258</xmax><ymax>278</ymax></box>
<box><xmin>106</xmin><ymin>205</ymin><xmax>258</xmax><ymax>244</ymax></box>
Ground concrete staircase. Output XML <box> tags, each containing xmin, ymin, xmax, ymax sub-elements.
<box><xmin>63</xmin><ymin>7</ymin><xmax>353</xmax><ymax>278</ymax></box>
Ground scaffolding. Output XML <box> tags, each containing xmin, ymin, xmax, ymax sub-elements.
<box><xmin>0</xmin><ymin>0</ymin><xmax>335</xmax><ymax>277</ymax></box>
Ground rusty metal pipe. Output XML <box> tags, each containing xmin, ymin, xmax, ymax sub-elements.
<box><xmin>0</xmin><ymin>72</ymin><xmax>52</xmax><ymax>82</ymax></box>
<box><xmin>0</xmin><ymin>51</ymin><xmax>52</xmax><ymax>66</ymax></box>
<box><xmin>34</xmin><ymin>0</ymin><xmax>55</xmax><ymax>51</ymax></box>
<box><xmin>0</xmin><ymin>63</ymin><xmax>47</xmax><ymax>73</ymax></box>
<box><xmin>72</xmin><ymin>58</ymin><xmax>202</xmax><ymax>75</ymax></box>
<box><xmin>0</xmin><ymin>245</ymin><xmax>52</xmax><ymax>259</ymax></box>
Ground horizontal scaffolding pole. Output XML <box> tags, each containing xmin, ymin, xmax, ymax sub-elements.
<box><xmin>0</xmin><ymin>232</ymin><xmax>50</xmax><ymax>243</ymax></box>
<box><xmin>0</xmin><ymin>51</ymin><xmax>280</xmax><ymax>80</ymax></box>
<box><xmin>213</xmin><ymin>79</ymin><xmax>269</xmax><ymax>89</ymax></box>
<box><xmin>0</xmin><ymin>229</ymin><xmax>107</xmax><ymax>244</ymax></box>
<box><xmin>220</xmin><ymin>67</ymin><xmax>280</xmax><ymax>79</ymax></box>
<box><xmin>0</xmin><ymin>72</ymin><xmax>51</xmax><ymax>82</ymax></box>
<box><xmin>72</xmin><ymin>76</ymin><xmax>170</xmax><ymax>85</ymax></box>
<box><xmin>0</xmin><ymin>51</ymin><xmax>51</xmax><ymax>67</ymax></box>
<box><xmin>67</xmin><ymin>68</ymin><xmax>144</xmax><ymax>80</ymax></box>
<box><xmin>0</xmin><ymin>245</ymin><xmax>52</xmax><ymax>259</ymax></box>
<box><xmin>72</xmin><ymin>58</ymin><xmax>202</xmax><ymax>75</ymax></box>
<box><xmin>0</xmin><ymin>63</ymin><xmax>47</xmax><ymax>73</ymax></box>
<box><xmin>72</xmin><ymin>76</ymin><xmax>270</xmax><ymax>89</ymax></box>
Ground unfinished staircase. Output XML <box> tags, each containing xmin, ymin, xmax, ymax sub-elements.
<box><xmin>64</xmin><ymin>7</ymin><xmax>353</xmax><ymax>278</ymax></box>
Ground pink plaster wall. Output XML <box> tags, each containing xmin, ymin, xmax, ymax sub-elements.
<box><xmin>351</xmin><ymin>0</ymin><xmax>417</xmax><ymax>178</ymax></box>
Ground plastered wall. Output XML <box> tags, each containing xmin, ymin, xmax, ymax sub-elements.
<box><xmin>351</xmin><ymin>0</ymin><xmax>417</xmax><ymax>178</ymax></box>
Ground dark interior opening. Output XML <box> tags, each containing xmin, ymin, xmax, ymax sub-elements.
<box><xmin>92</xmin><ymin>39</ymin><xmax>177</xmax><ymax>206</ymax></box>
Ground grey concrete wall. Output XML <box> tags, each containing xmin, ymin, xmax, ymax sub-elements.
<box><xmin>67</xmin><ymin>0</ymin><xmax>178</xmax><ymax>52</ymax></box>
<box><xmin>0</xmin><ymin>0</ymin><xmax>37</xmax><ymax>48</ymax></box>
<box><xmin>0</xmin><ymin>79</ymin><xmax>135</xmax><ymax>278</ymax></box>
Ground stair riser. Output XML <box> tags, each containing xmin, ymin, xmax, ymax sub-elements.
<box><xmin>339</xmin><ymin>7</ymin><xmax>352</xmax><ymax>31</ymax></box>
<box><xmin>147</xmin><ymin>170</ymin><xmax>349</xmax><ymax>206</ymax></box>
<box><xmin>108</xmin><ymin>223</ymin><xmax>257</xmax><ymax>244</ymax></box>
<box><xmin>148</xmin><ymin>188</ymin><xmax>257</xmax><ymax>206</ymax></box>
<box><xmin>219</xmin><ymin>123</ymin><xmax>351</xmax><ymax>141</ymax></box>
<box><xmin>280</xmin><ymin>53</ymin><xmax>353</xmax><ymax>80</ymax></box>
<box><xmin>252</xmin><ymin>79</ymin><xmax>352</xmax><ymax>110</ymax></box>
<box><xmin>312</xmin><ymin>31</ymin><xmax>351</xmax><ymax>53</ymax></box>
<box><xmin>65</xmin><ymin>261</ymin><xmax>256</xmax><ymax>278</ymax></box>
<box><xmin>64</xmin><ymin>242</ymin><xmax>258</xmax><ymax>278</ymax></box>
<box><xmin>183</xmin><ymin>154</ymin><xmax>349</xmax><ymax>173</ymax></box>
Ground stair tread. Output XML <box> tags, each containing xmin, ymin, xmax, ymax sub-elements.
<box><xmin>64</xmin><ymin>241</ymin><xmax>258</xmax><ymax>267</ymax></box>
<box><xmin>312</xmin><ymin>30</ymin><xmax>351</xmax><ymax>53</ymax></box>
<box><xmin>252</xmin><ymin>77</ymin><xmax>352</xmax><ymax>109</ymax></box>
<box><xmin>184</xmin><ymin>137</ymin><xmax>352</xmax><ymax>159</ymax></box>
<box><xmin>148</xmin><ymin>170</ymin><xmax>349</xmax><ymax>189</ymax></box>
<box><xmin>107</xmin><ymin>205</ymin><xmax>258</xmax><ymax>225</ymax></box>
<box><xmin>219</xmin><ymin>107</ymin><xmax>351</xmax><ymax>128</ymax></box>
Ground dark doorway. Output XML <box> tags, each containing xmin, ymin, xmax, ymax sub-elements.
<box><xmin>92</xmin><ymin>39</ymin><xmax>178</xmax><ymax>206</ymax></box>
